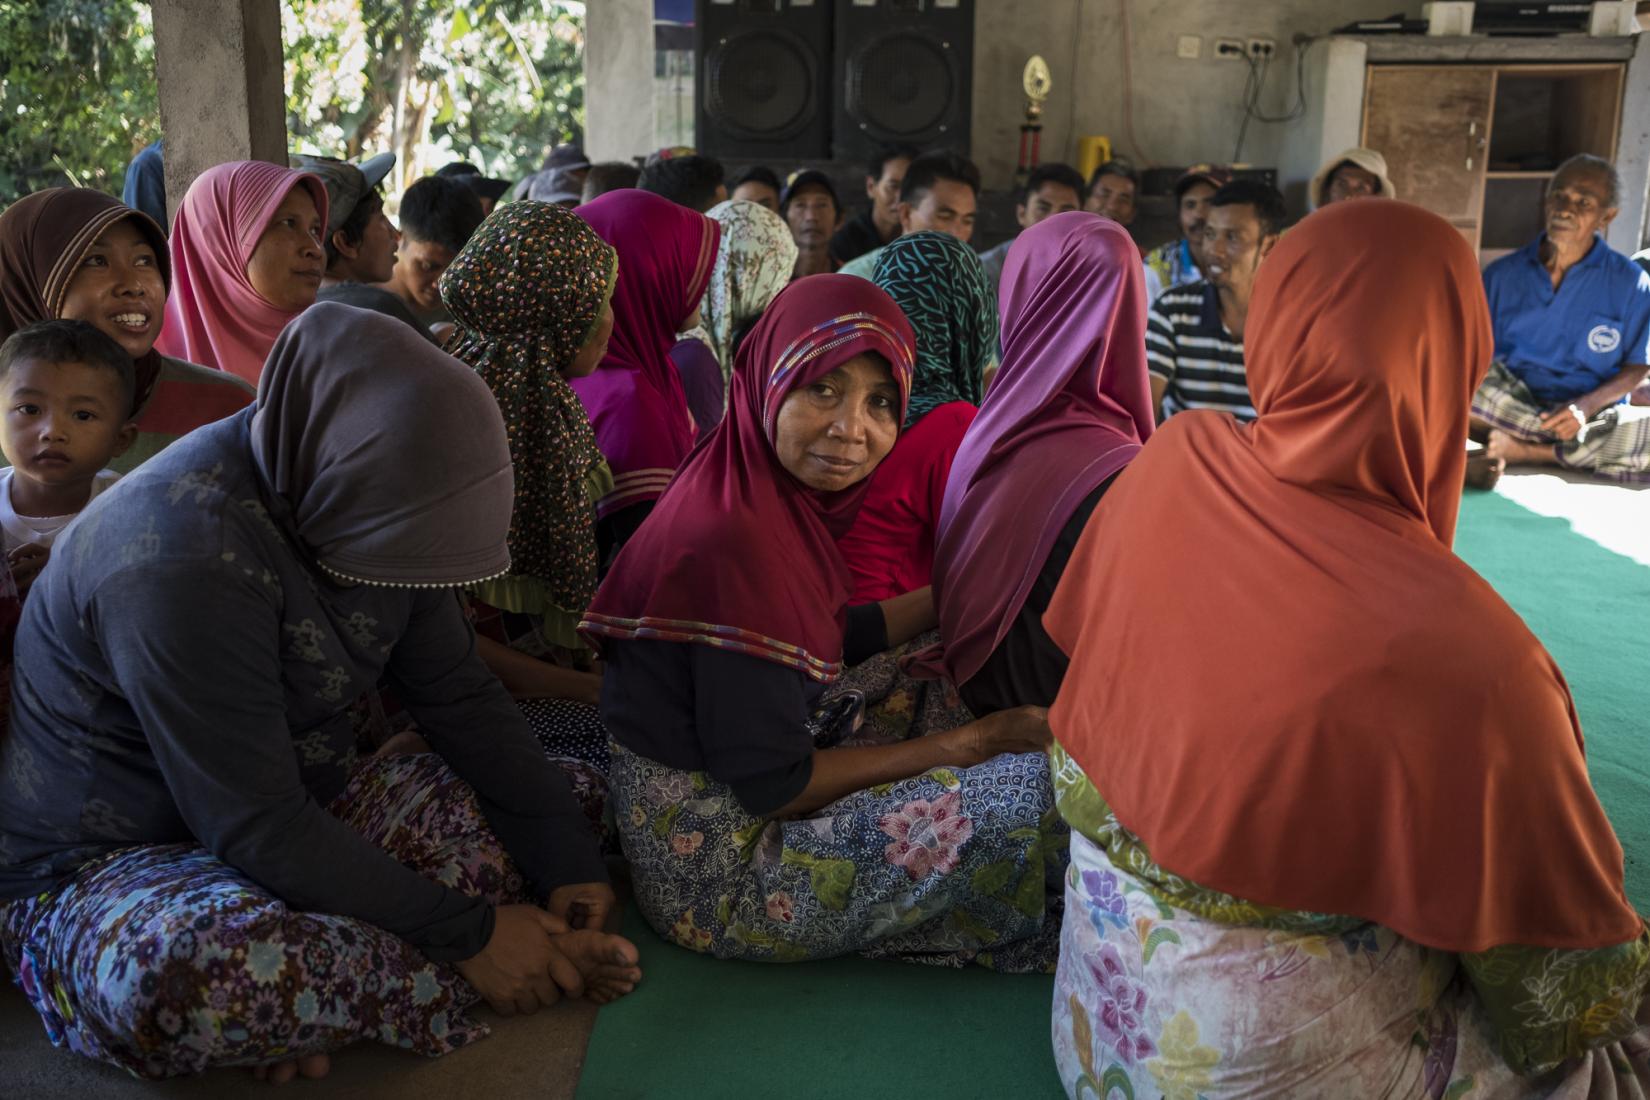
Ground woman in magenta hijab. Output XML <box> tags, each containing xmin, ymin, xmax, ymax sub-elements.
<box><xmin>156</xmin><ymin>160</ymin><xmax>329</xmax><ymax>385</ymax></box>
<box><xmin>579</xmin><ymin>275</ymin><xmax>1065</xmax><ymax>969</ymax></box>
<box><xmin>568</xmin><ymin>190</ymin><xmax>720</xmax><ymax>563</ymax></box>
<box><xmin>916</xmin><ymin>213</ymin><xmax>1155</xmax><ymax>716</ymax></box>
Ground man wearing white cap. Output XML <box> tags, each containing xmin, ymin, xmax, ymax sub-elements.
<box><xmin>1308</xmin><ymin>148</ymin><xmax>1398</xmax><ymax>210</ymax></box>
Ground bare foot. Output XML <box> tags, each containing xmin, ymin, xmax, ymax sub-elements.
<box><xmin>1464</xmin><ymin>451</ymin><xmax>1505</xmax><ymax>491</ymax></box>
<box><xmin>554</xmin><ymin>928</ymin><xmax>642</xmax><ymax>1004</ymax></box>
<box><xmin>250</xmin><ymin>1051</ymin><xmax>331</xmax><ymax>1084</ymax></box>
<box><xmin>1485</xmin><ymin>429</ymin><xmax>1558</xmax><ymax>468</ymax></box>
<box><xmin>374</xmin><ymin>730</ymin><xmax>432</xmax><ymax>758</ymax></box>
<box><xmin>963</xmin><ymin>705</ymin><xmax>1052</xmax><ymax>766</ymax></box>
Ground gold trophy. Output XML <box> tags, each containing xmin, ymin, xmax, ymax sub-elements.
<box><xmin>1016</xmin><ymin>55</ymin><xmax>1052</xmax><ymax>188</ymax></box>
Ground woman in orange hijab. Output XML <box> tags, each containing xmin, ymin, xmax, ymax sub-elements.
<box><xmin>1043</xmin><ymin>200</ymin><xmax>1648</xmax><ymax>1097</ymax></box>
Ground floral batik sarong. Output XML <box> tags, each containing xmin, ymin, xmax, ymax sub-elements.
<box><xmin>0</xmin><ymin>753</ymin><xmax>526</xmax><ymax>1080</ymax></box>
<box><xmin>1052</xmin><ymin>832</ymin><xmax>1650</xmax><ymax>1100</ymax></box>
<box><xmin>613</xmin><ymin>638</ymin><xmax>1066</xmax><ymax>971</ymax></box>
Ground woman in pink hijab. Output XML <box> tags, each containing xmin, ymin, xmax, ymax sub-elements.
<box><xmin>914</xmin><ymin>213</ymin><xmax>1155</xmax><ymax>716</ymax></box>
<box><xmin>156</xmin><ymin>160</ymin><xmax>329</xmax><ymax>385</ymax></box>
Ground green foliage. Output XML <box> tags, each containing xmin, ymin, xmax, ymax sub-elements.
<box><xmin>283</xmin><ymin>0</ymin><xmax>585</xmax><ymax>194</ymax></box>
<box><xmin>0</xmin><ymin>0</ymin><xmax>161</xmax><ymax>203</ymax></box>
<box><xmin>0</xmin><ymin>1</ymin><xmax>583</xmax><ymax>206</ymax></box>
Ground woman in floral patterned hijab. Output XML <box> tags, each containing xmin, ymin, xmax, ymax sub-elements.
<box><xmin>440</xmin><ymin>202</ymin><xmax>623</xmax><ymax>816</ymax></box>
<box><xmin>442</xmin><ymin>200</ymin><xmax>617</xmax><ymax>641</ymax></box>
<box><xmin>700</xmin><ymin>198</ymin><xmax>798</xmax><ymax>378</ymax></box>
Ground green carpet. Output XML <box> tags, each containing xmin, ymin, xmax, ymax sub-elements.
<box><xmin>575</xmin><ymin>907</ymin><xmax>1062</xmax><ymax>1100</ymax></box>
<box><xmin>1453</xmin><ymin>491</ymin><xmax>1650</xmax><ymax>912</ymax></box>
<box><xmin>577</xmin><ymin>491</ymin><xmax>1649</xmax><ymax>1099</ymax></box>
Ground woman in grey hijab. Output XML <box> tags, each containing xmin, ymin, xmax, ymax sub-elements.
<box><xmin>0</xmin><ymin>303</ymin><xmax>639</xmax><ymax>1082</ymax></box>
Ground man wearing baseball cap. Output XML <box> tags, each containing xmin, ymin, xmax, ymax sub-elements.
<box><xmin>781</xmin><ymin>170</ymin><xmax>842</xmax><ymax>279</ymax></box>
<box><xmin>513</xmin><ymin>143</ymin><xmax>591</xmax><ymax>206</ymax></box>
<box><xmin>295</xmin><ymin>152</ymin><xmax>399</xmax><ymax>288</ymax></box>
<box><xmin>1143</xmin><ymin>163</ymin><xmax>1232</xmax><ymax>304</ymax></box>
<box><xmin>300</xmin><ymin>153</ymin><xmax>435</xmax><ymax>340</ymax></box>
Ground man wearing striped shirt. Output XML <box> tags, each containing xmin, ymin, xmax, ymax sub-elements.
<box><xmin>1146</xmin><ymin>179</ymin><xmax>1285</xmax><ymax>423</ymax></box>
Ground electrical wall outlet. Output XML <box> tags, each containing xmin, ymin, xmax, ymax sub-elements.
<box><xmin>1214</xmin><ymin>38</ymin><xmax>1245</xmax><ymax>59</ymax></box>
<box><xmin>1246</xmin><ymin>37</ymin><xmax>1276</xmax><ymax>58</ymax></box>
<box><xmin>1176</xmin><ymin>34</ymin><xmax>1201</xmax><ymax>60</ymax></box>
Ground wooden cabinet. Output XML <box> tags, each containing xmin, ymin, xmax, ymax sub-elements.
<box><xmin>1360</xmin><ymin>62</ymin><xmax>1624</xmax><ymax>261</ymax></box>
<box><xmin>1364</xmin><ymin>67</ymin><xmax>1494</xmax><ymax>235</ymax></box>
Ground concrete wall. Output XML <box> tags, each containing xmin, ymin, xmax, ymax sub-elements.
<box><xmin>585</xmin><ymin>0</ymin><xmax>655</xmax><ymax>162</ymax></box>
<box><xmin>1616</xmin><ymin>32</ymin><xmax>1650</xmax><ymax>252</ymax></box>
<box><xmin>1274</xmin><ymin>37</ymin><xmax>1369</xmax><ymax>213</ymax></box>
<box><xmin>969</xmin><ymin>0</ymin><xmax>1422</xmax><ymax>192</ymax></box>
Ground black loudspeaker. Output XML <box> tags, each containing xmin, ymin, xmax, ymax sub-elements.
<box><xmin>833</xmin><ymin>0</ymin><xmax>973</xmax><ymax>164</ymax></box>
<box><xmin>696</xmin><ymin>0</ymin><xmax>832</xmax><ymax>161</ymax></box>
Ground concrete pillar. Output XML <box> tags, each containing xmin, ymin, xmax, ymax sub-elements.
<box><xmin>584</xmin><ymin>0</ymin><xmax>655</xmax><ymax>162</ymax></box>
<box><xmin>1276</xmin><ymin>38</ymin><xmax>1368</xmax><ymax>215</ymax></box>
<box><xmin>1611</xmin><ymin>31</ymin><xmax>1650</xmax><ymax>253</ymax></box>
<box><xmin>151</xmin><ymin>0</ymin><xmax>288</xmax><ymax>225</ymax></box>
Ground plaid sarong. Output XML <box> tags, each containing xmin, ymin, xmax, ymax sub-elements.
<box><xmin>1471</xmin><ymin>362</ymin><xmax>1650</xmax><ymax>484</ymax></box>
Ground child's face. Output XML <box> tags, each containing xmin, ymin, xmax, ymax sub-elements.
<box><xmin>393</xmin><ymin>236</ymin><xmax>459</xmax><ymax>313</ymax></box>
<box><xmin>1</xmin><ymin>358</ymin><xmax>135</xmax><ymax>488</ymax></box>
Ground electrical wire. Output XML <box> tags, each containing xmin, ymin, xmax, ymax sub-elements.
<box><xmin>1232</xmin><ymin>35</ymin><xmax>1315</xmax><ymax>162</ymax></box>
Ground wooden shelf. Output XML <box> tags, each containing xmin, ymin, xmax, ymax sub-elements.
<box><xmin>1485</xmin><ymin>170</ymin><xmax>1554</xmax><ymax>179</ymax></box>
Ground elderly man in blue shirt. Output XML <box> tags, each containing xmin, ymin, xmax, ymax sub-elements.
<box><xmin>1473</xmin><ymin>155</ymin><xmax>1650</xmax><ymax>483</ymax></box>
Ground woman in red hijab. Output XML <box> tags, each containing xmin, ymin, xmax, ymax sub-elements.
<box><xmin>1044</xmin><ymin>201</ymin><xmax>1648</xmax><ymax>1097</ymax></box>
<box><xmin>581</xmin><ymin>275</ymin><xmax>1065</xmax><ymax>968</ymax></box>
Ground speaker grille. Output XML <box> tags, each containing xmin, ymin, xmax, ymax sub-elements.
<box><xmin>845</xmin><ymin>31</ymin><xmax>956</xmax><ymax>140</ymax></box>
<box><xmin>704</xmin><ymin>29</ymin><xmax>817</xmax><ymax>141</ymax></box>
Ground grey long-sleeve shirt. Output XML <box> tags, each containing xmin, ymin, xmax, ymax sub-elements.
<box><xmin>0</xmin><ymin>412</ymin><xmax>605</xmax><ymax>960</ymax></box>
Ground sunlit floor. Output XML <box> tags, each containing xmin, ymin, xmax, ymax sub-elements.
<box><xmin>1491</xmin><ymin>467</ymin><xmax>1650</xmax><ymax>567</ymax></box>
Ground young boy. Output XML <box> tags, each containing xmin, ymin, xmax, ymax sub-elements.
<box><xmin>0</xmin><ymin>320</ymin><xmax>136</xmax><ymax>595</ymax></box>
<box><xmin>375</xmin><ymin>174</ymin><xmax>485</xmax><ymax>339</ymax></box>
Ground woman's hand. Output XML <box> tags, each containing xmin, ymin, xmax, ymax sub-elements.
<box><xmin>548</xmin><ymin>881</ymin><xmax>618</xmax><ymax>930</ymax></box>
<box><xmin>770</xmin><ymin>706</ymin><xmax>1053</xmax><ymax>819</ymax></box>
<box><xmin>942</xmin><ymin>706</ymin><xmax>1052</xmax><ymax>768</ymax></box>
<box><xmin>454</xmin><ymin>904</ymin><xmax>582</xmax><ymax>1016</ymax></box>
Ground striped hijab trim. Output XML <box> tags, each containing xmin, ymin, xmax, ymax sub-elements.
<box><xmin>762</xmin><ymin>312</ymin><xmax>915</xmax><ymax>436</ymax></box>
<box><xmin>580</xmin><ymin>611</ymin><xmax>843</xmax><ymax>682</ymax></box>
<box><xmin>43</xmin><ymin>205</ymin><xmax>144</xmax><ymax>319</ymax></box>
<box><xmin>597</xmin><ymin>467</ymin><xmax>676</xmax><ymax>515</ymax></box>
<box><xmin>686</xmin><ymin>216</ymin><xmax>718</xmax><ymax>309</ymax></box>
